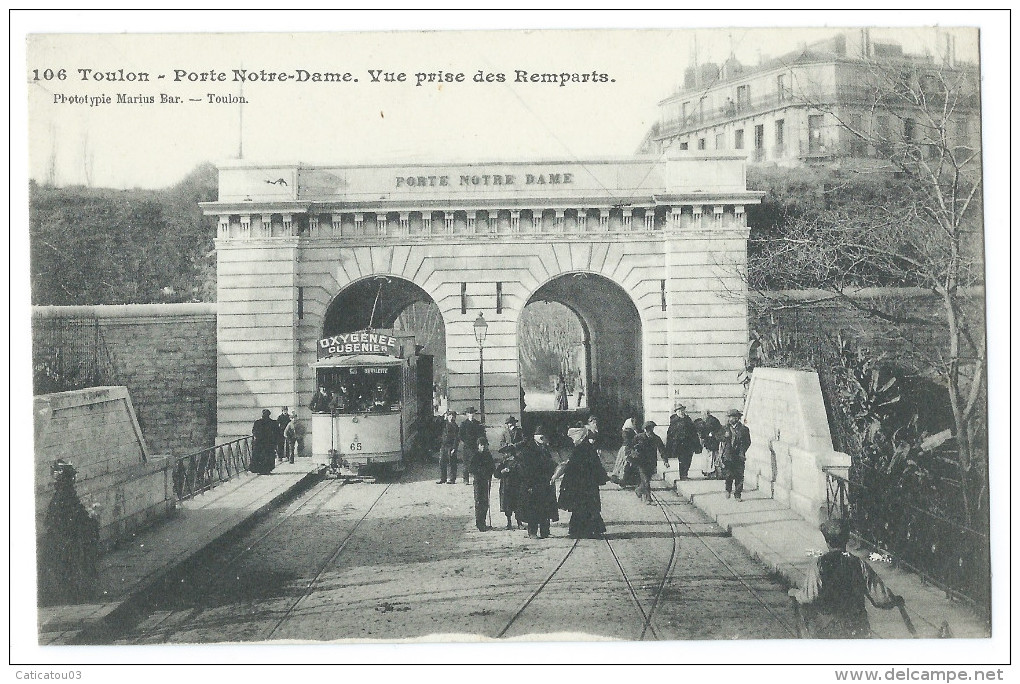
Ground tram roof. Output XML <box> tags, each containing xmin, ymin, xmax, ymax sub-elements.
<box><xmin>311</xmin><ymin>354</ymin><xmax>404</xmax><ymax>368</ymax></box>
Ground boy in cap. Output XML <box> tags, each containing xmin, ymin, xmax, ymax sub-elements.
<box><xmin>631</xmin><ymin>420</ymin><xmax>667</xmax><ymax>504</ymax></box>
<box><xmin>790</xmin><ymin>518</ymin><xmax>904</xmax><ymax>638</ymax></box>
<box><xmin>467</xmin><ymin>436</ymin><xmax>496</xmax><ymax>531</ymax></box>
<box><xmin>720</xmin><ymin>408</ymin><xmax>751</xmax><ymax>500</ymax></box>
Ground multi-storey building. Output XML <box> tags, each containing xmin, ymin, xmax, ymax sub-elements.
<box><xmin>641</xmin><ymin>30</ymin><xmax>979</xmax><ymax>166</ymax></box>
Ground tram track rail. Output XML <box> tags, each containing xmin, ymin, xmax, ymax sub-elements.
<box><xmin>496</xmin><ymin>482</ymin><xmax>795</xmax><ymax>642</ymax></box>
<box><xmin>496</xmin><ymin>489</ymin><xmax>680</xmax><ymax>641</ymax></box>
<box><xmin>262</xmin><ymin>476</ymin><xmax>399</xmax><ymax>639</ymax></box>
<box><xmin>648</xmin><ymin>485</ymin><xmax>800</xmax><ymax>638</ymax></box>
<box><xmin>125</xmin><ymin>476</ymin><xmax>352</xmax><ymax>644</ymax></box>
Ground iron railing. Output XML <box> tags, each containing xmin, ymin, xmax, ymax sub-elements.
<box><xmin>33</xmin><ymin>316</ymin><xmax>116</xmax><ymax>395</ymax></box>
<box><xmin>822</xmin><ymin>465</ymin><xmax>989</xmax><ymax>612</ymax></box>
<box><xmin>172</xmin><ymin>436</ymin><xmax>253</xmax><ymax>502</ymax></box>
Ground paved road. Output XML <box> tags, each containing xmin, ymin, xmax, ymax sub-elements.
<box><xmin>115</xmin><ymin>459</ymin><xmax>795</xmax><ymax>644</ymax></box>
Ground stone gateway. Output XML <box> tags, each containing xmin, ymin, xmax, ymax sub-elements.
<box><xmin>202</xmin><ymin>153</ymin><xmax>762</xmax><ymax>447</ymax></box>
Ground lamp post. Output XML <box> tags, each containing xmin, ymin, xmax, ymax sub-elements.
<box><xmin>473</xmin><ymin>312</ymin><xmax>488</xmax><ymax>418</ymax></box>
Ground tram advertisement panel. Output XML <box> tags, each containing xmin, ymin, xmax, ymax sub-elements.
<box><xmin>317</xmin><ymin>330</ymin><xmax>398</xmax><ymax>359</ymax></box>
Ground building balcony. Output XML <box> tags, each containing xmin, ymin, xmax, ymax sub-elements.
<box><xmin>656</xmin><ymin>85</ymin><xmax>978</xmax><ymax>140</ymax></box>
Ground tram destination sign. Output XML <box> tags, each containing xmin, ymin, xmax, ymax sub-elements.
<box><xmin>317</xmin><ymin>330</ymin><xmax>398</xmax><ymax>359</ymax></box>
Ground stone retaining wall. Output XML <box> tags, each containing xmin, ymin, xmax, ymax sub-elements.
<box><xmin>33</xmin><ymin>304</ymin><xmax>218</xmax><ymax>455</ymax></box>
<box><xmin>34</xmin><ymin>386</ymin><xmax>175</xmax><ymax>551</ymax></box>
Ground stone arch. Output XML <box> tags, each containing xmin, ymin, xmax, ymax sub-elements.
<box><xmin>322</xmin><ymin>275</ymin><xmax>447</xmax><ymax>385</ymax></box>
<box><xmin>520</xmin><ymin>270</ymin><xmax>643</xmax><ymax>440</ymax></box>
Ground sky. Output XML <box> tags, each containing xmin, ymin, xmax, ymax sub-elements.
<box><xmin>19</xmin><ymin>15</ymin><xmax>982</xmax><ymax>189</ymax></box>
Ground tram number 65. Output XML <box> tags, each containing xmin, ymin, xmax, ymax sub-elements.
<box><xmin>349</xmin><ymin>441</ymin><xmax>363</xmax><ymax>451</ymax></box>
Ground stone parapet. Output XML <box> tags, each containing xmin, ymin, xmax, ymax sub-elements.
<box><xmin>34</xmin><ymin>387</ymin><xmax>176</xmax><ymax>552</ymax></box>
<box><xmin>742</xmin><ymin>367</ymin><xmax>848</xmax><ymax>523</ymax></box>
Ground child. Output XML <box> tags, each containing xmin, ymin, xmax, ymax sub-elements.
<box><xmin>468</xmin><ymin>437</ymin><xmax>496</xmax><ymax>531</ymax></box>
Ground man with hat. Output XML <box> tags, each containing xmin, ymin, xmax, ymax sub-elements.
<box><xmin>631</xmin><ymin>420</ymin><xmax>668</xmax><ymax>504</ymax></box>
<box><xmin>516</xmin><ymin>424</ymin><xmax>559</xmax><ymax>538</ymax></box>
<box><xmin>720</xmin><ymin>408</ymin><xmax>751</xmax><ymax>500</ymax></box>
<box><xmin>499</xmin><ymin>415</ymin><xmax>525</xmax><ymax>454</ymax></box>
<box><xmin>495</xmin><ymin>416</ymin><xmax>526</xmax><ymax>529</ymax></box>
<box><xmin>666</xmin><ymin>401</ymin><xmax>701</xmax><ymax>480</ymax></box>
<box><xmin>458</xmin><ymin>407</ymin><xmax>485</xmax><ymax>485</ymax></box>
<box><xmin>437</xmin><ymin>410</ymin><xmax>460</xmax><ymax>484</ymax></box>
<box><xmin>276</xmin><ymin>407</ymin><xmax>291</xmax><ymax>462</ymax></box>
<box><xmin>790</xmin><ymin>518</ymin><xmax>904</xmax><ymax>638</ymax></box>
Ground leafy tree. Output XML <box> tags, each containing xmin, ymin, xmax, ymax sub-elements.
<box><xmin>518</xmin><ymin>302</ymin><xmax>584</xmax><ymax>391</ymax></box>
<box><xmin>746</xmin><ymin>57</ymin><xmax>985</xmax><ymax>523</ymax></box>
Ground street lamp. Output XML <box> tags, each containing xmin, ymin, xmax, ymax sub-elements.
<box><xmin>473</xmin><ymin>312</ymin><xmax>488</xmax><ymax>418</ymax></box>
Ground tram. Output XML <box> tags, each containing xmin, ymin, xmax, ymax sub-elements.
<box><xmin>309</xmin><ymin>329</ymin><xmax>433</xmax><ymax>477</ymax></box>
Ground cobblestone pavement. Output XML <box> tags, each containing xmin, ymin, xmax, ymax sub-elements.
<box><xmin>114</xmin><ymin>458</ymin><xmax>794</xmax><ymax>644</ymax></box>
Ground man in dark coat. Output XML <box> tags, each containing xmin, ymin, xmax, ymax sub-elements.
<box><xmin>458</xmin><ymin>407</ymin><xmax>485</xmax><ymax>486</ymax></box>
<box><xmin>251</xmin><ymin>409</ymin><xmax>280</xmax><ymax>475</ymax></box>
<box><xmin>437</xmin><ymin>410</ymin><xmax>459</xmax><ymax>484</ymax></box>
<box><xmin>666</xmin><ymin>401</ymin><xmax>700</xmax><ymax>479</ymax></box>
<box><xmin>309</xmin><ymin>386</ymin><xmax>329</xmax><ymax>413</ymax></box>
<box><xmin>495</xmin><ymin>415</ymin><xmax>526</xmax><ymax>529</ymax></box>
<box><xmin>790</xmin><ymin>518</ymin><xmax>904</xmax><ymax>638</ymax></box>
<box><xmin>696</xmin><ymin>409</ymin><xmax>724</xmax><ymax>479</ymax></box>
<box><xmin>467</xmin><ymin>436</ymin><xmax>496</xmax><ymax>531</ymax></box>
<box><xmin>632</xmin><ymin>420</ymin><xmax>667</xmax><ymax>504</ymax></box>
<box><xmin>499</xmin><ymin>414</ymin><xmax>524</xmax><ymax>452</ymax></box>
<box><xmin>517</xmin><ymin>425</ymin><xmax>560</xmax><ymax>538</ymax></box>
<box><xmin>276</xmin><ymin>407</ymin><xmax>291</xmax><ymax>462</ymax></box>
<box><xmin>720</xmin><ymin>408</ymin><xmax>752</xmax><ymax>500</ymax></box>
<box><xmin>552</xmin><ymin>415</ymin><xmax>608</xmax><ymax>539</ymax></box>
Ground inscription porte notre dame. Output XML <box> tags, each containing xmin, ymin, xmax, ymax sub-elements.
<box><xmin>394</xmin><ymin>171</ymin><xmax>574</xmax><ymax>189</ymax></box>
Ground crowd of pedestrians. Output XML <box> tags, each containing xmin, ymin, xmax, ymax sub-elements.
<box><xmin>249</xmin><ymin>406</ymin><xmax>305</xmax><ymax>475</ymax></box>
<box><xmin>438</xmin><ymin>411</ymin><xmax>607</xmax><ymax>539</ymax></box>
<box><xmin>608</xmin><ymin>401</ymin><xmax>750</xmax><ymax>502</ymax></box>
<box><xmin>243</xmin><ymin>396</ymin><xmax>902</xmax><ymax>637</ymax></box>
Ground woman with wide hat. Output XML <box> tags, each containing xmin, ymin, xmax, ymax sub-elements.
<box><xmin>552</xmin><ymin>414</ymin><xmax>609</xmax><ymax>539</ymax></box>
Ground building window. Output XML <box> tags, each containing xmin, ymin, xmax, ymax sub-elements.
<box><xmin>775</xmin><ymin>119</ymin><xmax>785</xmax><ymax>152</ymax></box>
<box><xmin>736</xmin><ymin>84</ymin><xmax>750</xmax><ymax>112</ymax></box>
<box><xmin>754</xmin><ymin>124</ymin><xmax>765</xmax><ymax>161</ymax></box>
<box><xmin>678</xmin><ymin>142</ymin><xmax>689</xmax><ymax>150</ymax></box>
<box><xmin>777</xmin><ymin>74</ymin><xmax>788</xmax><ymax>102</ymax></box>
<box><xmin>734</xmin><ymin>129</ymin><xmax>744</xmax><ymax>150</ymax></box>
<box><xmin>698</xmin><ymin>138</ymin><xmax>706</xmax><ymax>150</ymax></box>
<box><xmin>808</xmin><ymin>114</ymin><xmax>824</xmax><ymax>153</ymax></box>
<box><xmin>715</xmin><ymin>133</ymin><xmax>725</xmax><ymax>150</ymax></box>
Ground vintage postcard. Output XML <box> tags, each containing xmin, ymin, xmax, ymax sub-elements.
<box><xmin>11</xmin><ymin>10</ymin><xmax>1010</xmax><ymax>675</ymax></box>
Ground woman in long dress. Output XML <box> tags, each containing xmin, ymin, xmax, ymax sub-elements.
<box><xmin>250</xmin><ymin>409</ymin><xmax>279</xmax><ymax>475</ymax></box>
<box><xmin>554</xmin><ymin>374</ymin><xmax>568</xmax><ymax>411</ymax></box>
<box><xmin>610</xmin><ymin>416</ymin><xmax>638</xmax><ymax>487</ymax></box>
<box><xmin>552</xmin><ymin>415</ymin><xmax>608</xmax><ymax>539</ymax></box>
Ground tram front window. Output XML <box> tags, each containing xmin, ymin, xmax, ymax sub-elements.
<box><xmin>311</xmin><ymin>366</ymin><xmax>401</xmax><ymax>414</ymax></box>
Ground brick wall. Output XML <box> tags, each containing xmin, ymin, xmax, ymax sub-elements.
<box><xmin>33</xmin><ymin>304</ymin><xmax>218</xmax><ymax>455</ymax></box>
